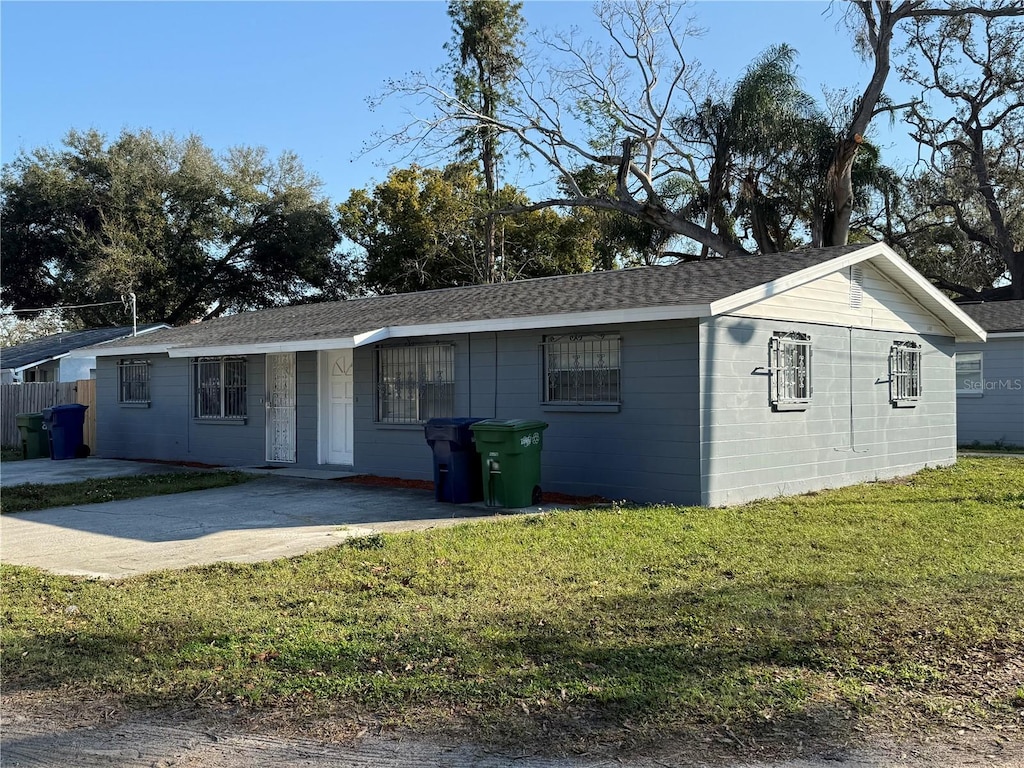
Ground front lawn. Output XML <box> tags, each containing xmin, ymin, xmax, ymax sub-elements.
<box><xmin>0</xmin><ymin>470</ymin><xmax>255</xmax><ymax>514</ymax></box>
<box><xmin>2</xmin><ymin>457</ymin><xmax>1022</xmax><ymax>749</ymax></box>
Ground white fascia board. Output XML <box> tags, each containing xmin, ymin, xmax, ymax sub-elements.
<box><xmin>353</xmin><ymin>328</ymin><xmax>391</xmax><ymax>347</ymax></box>
<box><xmin>378</xmin><ymin>305</ymin><xmax>712</xmax><ymax>341</ymax></box>
<box><xmin>12</xmin><ymin>357</ymin><xmax>60</xmax><ymax>374</ymax></box>
<box><xmin>865</xmin><ymin>246</ymin><xmax>987</xmax><ymax>342</ymax></box>
<box><xmin>166</xmin><ymin>336</ymin><xmax>359</xmax><ymax>358</ymax></box>
<box><xmin>986</xmin><ymin>330</ymin><xmax>1024</xmax><ymax>338</ymax></box>
<box><xmin>710</xmin><ymin>242</ymin><xmax>987</xmax><ymax>342</ymax></box>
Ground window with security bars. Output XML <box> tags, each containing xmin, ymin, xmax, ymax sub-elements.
<box><xmin>542</xmin><ymin>334</ymin><xmax>621</xmax><ymax>404</ymax></box>
<box><xmin>376</xmin><ymin>344</ymin><xmax>454</xmax><ymax>424</ymax></box>
<box><xmin>769</xmin><ymin>332</ymin><xmax>812</xmax><ymax>409</ymax></box>
<box><xmin>118</xmin><ymin>360</ymin><xmax>150</xmax><ymax>404</ymax></box>
<box><xmin>193</xmin><ymin>357</ymin><xmax>247</xmax><ymax>419</ymax></box>
<box><xmin>889</xmin><ymin>341</ymin><xmax>922</xmax><ymax>405</ymax></box>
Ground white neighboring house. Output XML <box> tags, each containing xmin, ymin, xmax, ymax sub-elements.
<box><xmin>0</xmin><ymin>325</ymin><xmax>168</xmax><ymax>384</ymax></box>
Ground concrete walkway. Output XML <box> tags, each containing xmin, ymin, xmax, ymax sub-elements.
<box><xmin>0</xmin><ymin>456</ymin><xmax>202</xmax><ymax>486</ymax></box>
<box><xmin>0</xmin><ymin>459</ymin><xmax>539</xmax><ymax>579</ymax></box>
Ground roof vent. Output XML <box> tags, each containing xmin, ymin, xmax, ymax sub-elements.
<box><xmin>849</xmin><ymin>265</ymin><xmax>864</xmax><ymax>309</ymax></box>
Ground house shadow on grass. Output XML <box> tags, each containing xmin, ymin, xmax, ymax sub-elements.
<box><xmin>1</xmin><ymin>580</ymin><xmax>918</xmax><ymax>755</ymax></box>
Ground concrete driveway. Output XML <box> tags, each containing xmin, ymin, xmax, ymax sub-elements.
<box><xmin>0</xmin><ymin>460</ymin><xmax>535</xmax><ymax>579</ymax></box>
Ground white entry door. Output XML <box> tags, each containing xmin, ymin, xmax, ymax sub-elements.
<box><xmin>266</xmin><ymin>353</ymin><xmax>296</xmax><ymax>463</ymax></box>
<box><xmin>325</xmin><ymin>349</ymin><xmax>354</xmax><ymax>465</ymax></box>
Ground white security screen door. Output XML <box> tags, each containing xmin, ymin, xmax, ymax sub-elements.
<box><xmin>266</xmin><ymin>353</ymin><xmax>296</xmax><ymax>463</ymax></box>
<box><xmin>326</xmin><ymin>349</ymin><xmax>354</xmax><ymax>465</ymax></box>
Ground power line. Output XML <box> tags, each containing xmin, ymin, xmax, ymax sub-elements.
<box><xmin>5</xmin><ymin>300</ymin><xmax>125</xmax><ymax>314</ymax></box>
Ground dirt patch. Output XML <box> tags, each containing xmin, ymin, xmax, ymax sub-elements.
<box><xmin>339</xmin><ymin>474</ymin><xmax>435</xmax><ymax>491</ymax></box>
<box><xmin>337</xmin><ymin>474</ymin><xmax>610</xmax><ymax>506</ymax></box>
<box><xmin>3</xmin><ymin>689</ymin><xmax>1022</xmax><ymax>768</ymax></box>
<box><xmin>118</xmin><ymin>457</ymin><xmax>226</xmax><ymax>469</ymax></box>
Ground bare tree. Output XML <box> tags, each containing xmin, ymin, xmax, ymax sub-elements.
<box><xmin>372</xmin><ymin>0</ymin><xmax>1023</xmax><ymax>260</ymax></box>
<box><xmin>898</xmin><ymin>9</ymin><xmax>1024</xmax><ymax>299</ymax></box>
<box><xmin>831</xmin><ymin>1</ymin><xmax>1023</xmax><ymax>248</ymax></box>
<box><xmin>373</xmin><ymin>1</ymin><xmax>748</xmax><ymax>258</ymax></box>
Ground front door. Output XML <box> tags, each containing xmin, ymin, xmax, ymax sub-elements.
<box><xmin>266</xmin><ymin>353</ymin><xmax>296</xmax><ymax>463</ymax></box>
<box><xmin>325</xmin><ymin>349</ymin><xmax>354</xmax><ymax>465</ymax></box>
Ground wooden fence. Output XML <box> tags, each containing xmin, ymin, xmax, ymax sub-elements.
<box><xmin>1</xmin><ymin>381</ymin><xmax>97</xmax><ymax>449</ymax></box>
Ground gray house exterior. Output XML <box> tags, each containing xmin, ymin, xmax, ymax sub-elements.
<box><xmin>86</xmin><ymin>243</ymin><xmax>985</xmax><ymax>506</ymax></box>
<box><xmin>955</xmin><ymin>301</ymin><xmax>1024</xmax><ymax>449</ymax></box>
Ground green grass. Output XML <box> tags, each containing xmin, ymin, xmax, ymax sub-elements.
<box><xmin>0</xmin><ymin>470</ymin><xmax>254</xmax><ymax>514</ymax></box>
<box><xmin>2</xmin><ymin>457</ymin><xmax>1022</xmax><ymax>747</ymax></box>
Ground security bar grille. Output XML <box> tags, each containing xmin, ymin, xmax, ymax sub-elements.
<box><xmin>193</xmin><ymin>357</ymin><xmax>247</xmax><ymax>419</ymax></box>
<box><xmin>769</xmin><ymin>333</ymin><xmax>812</xmax><ymax>407</ymax></box>
<box><xmin>542</xmin><ymin>334</ymin><xmax>621</xmax><ymax>404</ymax></box>
<box><xmin>889</xmin><ymin>341</ymin><xmax>922</xmax><ymax>404</ymax></box>
<box><xmin>376</xmin><ymin>344</ymin><xmax>454</xmax><ymax>424</ymax></box>
<box><xmin>117</xmin><ymin>360</ymin><xmax>150</xmax><ymax>404</ymax></box>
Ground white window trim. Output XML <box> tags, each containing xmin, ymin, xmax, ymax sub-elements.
<box><xmin>375</xmin><ymin>343</ymin><xmax>455</xmax><ymax>425</ymax></box>
<box><xmin>889</xmin><ymin>341</ymin><xmax>922</xmax><ymax>407</ymax></box>
<box><xmin>192</xmin><ymin>357</ymin><xmax>248</xmax><ymax>420</ymax></box>
<box><xmin>769</xmin><ymin>332</ymin><xmax>812</xmax><ymax>411</ymax></box>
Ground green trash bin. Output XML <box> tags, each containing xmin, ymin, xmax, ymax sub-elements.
<box><xmin>16</xmin><ymin>412</ymin><xmax>49</xmax><ymax>459</ymax></box>
<box><xmin>469</xmin><ymin>419</ymin><xmax>548</xmax><ymax>508</ymax></box>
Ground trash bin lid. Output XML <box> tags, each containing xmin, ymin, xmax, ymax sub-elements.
<box><xmin>469</xmin><ymin>419</ymin><xmax>548</xmax><ymax>432</ymax></box>
<box><xmin>49</xmin><ymin>403</ymin><xmax>89</xmax><ymax>412</ymax></box>
<box><xmin>425</xmin><ymin>417</ymin><xmax>486</xmax><ymax>445</ymax></box>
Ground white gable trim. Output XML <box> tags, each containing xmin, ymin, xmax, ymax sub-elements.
<box><xmin>710</xmin><ymin>242</ymin><xmax>986</xmax><ymax>342</ymax></box>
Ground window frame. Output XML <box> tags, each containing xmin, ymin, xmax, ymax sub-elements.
<box><xmin>117</xmin><ymin>359</ymin><xmax>151</xmax><ymax>405</ymax></box>
<box><xmin>192</xmin><ymin>356</ymin><xmax>248</xmax><ymax>420</ymax></box>
<box><xmin>889</xmin><ymin>340</ymin><xmax>922</xmax><ymax>407</ymax></box>
<box><xmin>769</xmin><ymin>332</ymin><xmax>812</xmax><ymax>411</ymax></box>
<box><xmin>955</xmin><ymin>351</ymin><xmax>984</xmax><ymax>397</ymax></box>
<box><xmin>540</xmin><ymin>333</ymin><xmax>622</xmax><ymax>407</ymax></box>
<box><xmin>375</xmin><ymin>343</ymin><xmax>455</xmax><ymax>425</ymax></box>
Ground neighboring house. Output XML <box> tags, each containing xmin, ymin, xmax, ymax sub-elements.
<box><xmin>87</xmin><ymin>243</ymin><xmax>984</xmax><ymax>506</ymax></box>
<box><xmin>1</xmin><ymin>325</ymin><xmax>168</xmax><ymax>384</ymax></box>
<box><xmin>955</xmin><ymin>300</ymin><xmax>1024</xmax><ymax>449</ymax></box>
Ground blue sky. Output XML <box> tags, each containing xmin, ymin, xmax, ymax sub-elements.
<box><xmin>1</xmin><ymin>1</ymin><xmax>915</xmax><ymax>205</ymax></box>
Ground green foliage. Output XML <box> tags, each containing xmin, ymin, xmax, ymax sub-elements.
<box><xmin>3</xmin><ymin>458</ymin><xmax>1022</xmax><ymax>747</ymax></box>
<box><xmin>337</xmin><ymin>163</ymin><xmax>598</xmax><ymax>293</ymax></box>
<box><xmin>0</xmin><ymin>130</ymin><xmax>351</xmax><ymax>326</ymax></box>
<box><xmin>0</xmin><ymin>471</ymin><xmax>254</xmax><ymax>514</ymax></box>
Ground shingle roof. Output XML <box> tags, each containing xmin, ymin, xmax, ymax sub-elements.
<box><xmin>957</xmin><ymin>301</ymin><xmax>1024</xmax><ymax>333</ymax></box>
<box><xmin>0</xmin><ymin>325</ymin><xmax>167</xmax><ymax>369</ymax></box>
<box><xmin>95</xmin><ymin>245</ymin><xmax>869</xmax><ymax>352</ymax></box>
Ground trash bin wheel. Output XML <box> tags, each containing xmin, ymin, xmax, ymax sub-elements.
<box><xmin>531</xmin><ymin>485</ymin><xmax>543</xmax><ymax>506</ymax></box>
<box><xmin>75</xmin><ymin>444</ymin><xmax>91</xmax><ymax>459</ymax></box>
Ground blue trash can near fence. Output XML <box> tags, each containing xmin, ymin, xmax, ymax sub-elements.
<box><xmin>424</xmin><ymin>417</ymin><xmax>485</xmax><ymax>503</ymax></box>
<box><xmin>42</xmin><ymin>403</ymin><xmax>90</xmax><ymax>460</ymax></box>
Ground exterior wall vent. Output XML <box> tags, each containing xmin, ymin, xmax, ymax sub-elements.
<box><xmin>849</xmin><ymin>265</ymin><xmax>864</xmax><ymax>309</ymax></box>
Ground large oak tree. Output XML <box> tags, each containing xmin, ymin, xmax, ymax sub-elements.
<box><xmin>1</xmin><ymin>129</ymin><xmax>349</xmax><ymax>326</ymax></box>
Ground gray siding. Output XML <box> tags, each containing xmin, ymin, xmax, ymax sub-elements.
<box><xmin>96</xmin><ymin>354</ymin><xmax>266</xmax><ymax>466</ymax></box>
<box><xmin>956</xmin><ymin>336</ymin><xmax>1024</xmax><ymax>448</ymax></box>
<box><xmin>699</xmin><ymin>317</ymin><xmax>957</xmax><ymax>506</ymax></box>
<box><xmin>352</xmin><ymin>321</ymin><xmax>702</xmax><ymax>504</ymax></box>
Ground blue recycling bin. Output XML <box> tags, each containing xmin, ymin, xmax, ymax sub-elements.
<box><xmin>424</xmin><ymin>417</ymin><xmax>485</xmax><ymax>503</ymax></box>
<box><xmin>42</xmin><ymin>403</ymin><xmax>89</xmax><ymax>460</ymax></box>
